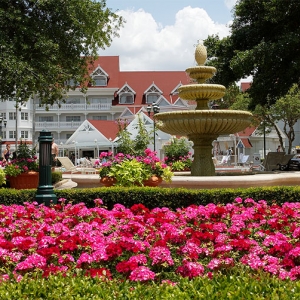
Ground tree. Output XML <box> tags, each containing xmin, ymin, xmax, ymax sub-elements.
<box><xmin>0</xmin><ymin>0</ymin><xmax>123</xmax><ymax>106</ymax></box>
<box><xmin>250</xmin><ymin>84</ymin><xmax>300</xmax><ymax>154</ymax></box>
<box><xmin>116</xmin><ymin>114</ymin><xmax>152</xmax><ymax>156</ymax></box>
<box><xmin>270</xmin><ymin>84</ymin><xmax>300</xmax><ymax>153</ymax></box>
<box><xmin>204</xmin><ymin>0</ymin><xmax>300</xmax><ymax>108</ymax></box>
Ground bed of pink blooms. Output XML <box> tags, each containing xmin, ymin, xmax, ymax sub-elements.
<box><xmin>1</xmin><ymin>197</ymin><xmax>300</xmax><ymax>282</ymax></box>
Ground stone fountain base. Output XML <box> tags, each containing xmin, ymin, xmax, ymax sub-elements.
<box><xmin>60</xmin><ymin>171</ymin><xmax>300</xmax><ymax>190</ymax></box>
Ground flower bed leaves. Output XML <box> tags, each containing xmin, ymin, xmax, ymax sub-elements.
<box><xmin>1</xmin><ymin>197</ymin><xmax>300</xmax><ymax>282</ymax></box>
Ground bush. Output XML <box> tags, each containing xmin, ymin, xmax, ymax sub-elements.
<box><xmin>164</xmin><ymin>137</ymin><xmax>192</xmax><ymax>170</ymax></box>
<box><xmin>52</xmin><ymin>171</ymin><xmax>62</xmax><ymax>184</ymax></box>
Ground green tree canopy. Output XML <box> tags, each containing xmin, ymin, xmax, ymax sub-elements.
<box><xmin>0</xmin><ymin>0</ymin><xmax>123</xmax><ymax>105</ymax></box>
<box><xmin>204</xmin><ymin>0</ymin><xmax>300</xmax><ymax>108</ymax></box>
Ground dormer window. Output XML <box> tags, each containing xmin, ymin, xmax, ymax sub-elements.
<box><xmin>147</xmin><ymin>93</ymin><xmax>159</xmax><ymax>104</ymax></box>
<box><xmin>120</xmin><ymin>93</ymin><xmax>134</xmax><ymax>104</ymax></box>
<box><xmin>93</xmin><ymin>75</ymin><xmax>107</xmax><ymax>86</ymax></box>
<box><xmin>91</xmin><ymin>65</ymin><xmax>109</xmax><ymax>87</ymax></box>
<box><xmin>117</xmin><ymin>83</ymin><xmax>136</xmax><ymax>104</ymax></box>
<box><xmin>144</xmin><ymin>83</ymin><xmax>163</xmax><ymax>104</ymax></box>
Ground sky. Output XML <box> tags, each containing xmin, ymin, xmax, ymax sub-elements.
<box><xmin>98</xmin><ymin>0</ymin><xmax>237</xmax><ymax>71</ymax></box>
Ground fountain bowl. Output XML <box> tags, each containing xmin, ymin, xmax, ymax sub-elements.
<box><xmin>178</xmin><ymin>84</ymin><xmax>226</xmax><ymax>101</ymax></box>
<box><xmin>155</xmin><ymin>110</ymin><xmax>252</xmax><ymax>136</ymax></box>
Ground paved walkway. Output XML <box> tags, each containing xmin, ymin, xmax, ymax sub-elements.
<box><xmin>57</xmin><ymin>171</ymin><xmax>300</xmax><ymax>190</ymax></box>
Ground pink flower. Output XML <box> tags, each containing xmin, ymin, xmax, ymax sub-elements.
<box><xmin>176</xmin><ymin>261</ymin><xmax>204</xmax><ymax>279</ymax></box>
<box><xmin>149</xmin><ymin>246</ymin><xmax>174</xmax><ymax>266</ymax></box>
<box><xmin>129</xmin><ymin>266</ymin><xmax>156</xmax><ymax>281</ymax></box>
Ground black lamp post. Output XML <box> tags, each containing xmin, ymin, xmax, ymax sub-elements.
<box><xmin>35</xmin><ymin>131</ymin><xmax>57</xmax><ymax>206</ymax></box>
<box><xmin>0</xmin><ymin>117</ymin><xmax>7</xmax><ymax>155</ymax></box>
<box><xmin>146</xmin><ymin>102</ymin><xmax>160</xmax><ymax>151</ymax></box>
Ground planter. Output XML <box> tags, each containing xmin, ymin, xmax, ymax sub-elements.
<box><xmin>9</xmin><ymin>171</ymin><xmax>39</xmax><ymax>190</ymax></box>
<box><xmin>100</xmin><ymin>176</ymin><xmax>163</xmax><ymax>187</ymax></box>
<box><xmin>143</xmin><ymin>176</ymin><xmax>163</xmax><ymax>187</ymax></box>
<box><xmin>100</xmin><ymin>176</ymin><xmax>117</xmax><ymax>187</ymax></box>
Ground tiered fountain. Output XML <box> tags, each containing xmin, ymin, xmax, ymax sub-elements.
<box><xmin>155</xmin><ymin>43</ymin><xmax>253</xmax><ymax>176</ymax></box>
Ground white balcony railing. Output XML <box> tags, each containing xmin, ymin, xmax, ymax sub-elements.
<box><xmin>35</xmin><ymin>103</ymin><xmax>112</xmax><ymax>111</ymax></box>
<box><xmin>35</xmin><ymin>121</ymin><xmax>82</xmax><ymax>130</ymax></box>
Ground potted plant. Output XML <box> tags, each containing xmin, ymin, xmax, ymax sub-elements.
<box><xmin>3</xmin><ymin>141</ymin><xmax>39</xmax><ymax>189</ymax></box>
<box><xmin>99</xmin><ymin>149</ymin><xmax>173</xmax><ymax>187</ymax></box>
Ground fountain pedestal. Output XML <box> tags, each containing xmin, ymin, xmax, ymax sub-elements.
<box><xmin>189</xmin><ymin>134</ymin><xmax>217</xmax><ymax>176</ymax></box>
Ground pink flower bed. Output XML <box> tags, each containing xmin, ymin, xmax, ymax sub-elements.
<box><xmin>1</xmin><ymin>197</ymin><xmax>300</xmax><ymax>282</ymax></box>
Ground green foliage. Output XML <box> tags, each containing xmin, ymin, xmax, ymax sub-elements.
<box><xmin>0</xmin><ymin>0</ymin><xmax>123</xmax><ymax>106</ymax></box>
<box><xmin>108</xmin><ymin>158</ymin><xmax>151</xmax><ymax>187</ymax></box>
<box><xmin>51</xmin><ymin>171</ymin><xmax>62</xmax><ymax>185</ymax></box>
<box><xmin>133</xmin><ymin>114</ymin><xmax>152</xmax><ymax>156</ymax></box>
<box><xmin>115</xmin><ymin>119</ymin><xmax>134</xmax><ymax>155</ymax></box>
<box><xmin>1</xmin><ymin>269</ymin><xmax>300</xmax><ymax>299</ymax></box>
<box><xmin>170</xmin><ymin>160</ymin><xmax>186</xmax><ymax>172</ymax></box>
<box><xmin>116</xmin><ymin>114</ymin><xmax>152</xmax><ymax>156</ymax></box>
<box><xmin>0</xmin><ymin>168</ymin><xmax>5</xmax><ymax>186</ymax></box>
<box><xmin>164</xmin><ymin>137</ymin><xmax>192</xmax><ymax>170</ymax></box>
<box><xmin>99</xmin><ymin>150</ymin><xmax>173</xmax><ymax>186</ymax></box>
<box><xmin>2</xmin><ymin>185</ymin><xmax>300</xmax><ymax>210</ymax></box>
<box><xmin>164</xmin><ymin>137</ymin><xmax>191</xmax><ymax>162</ymax></box>
<box><xmin>204</xmin><ymin>1</ymin><xmax>300</xmax><ymax>108</ymax></box>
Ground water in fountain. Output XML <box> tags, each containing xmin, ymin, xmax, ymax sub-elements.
<box><xmin>155</xmin><ymin>43</ymin><xmax>253</xmax><ymax>176</ymax></box>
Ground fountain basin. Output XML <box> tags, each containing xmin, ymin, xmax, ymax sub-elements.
<box><xmin>178</xmin><ymin>84</ymin><xmax>226</xmax><ymax>101</ymax></box>
<box><xmin>185</xmin><ymin>66</ymin><xmax>217</xmax><ymax>83</ymax></box>
<box><xmin>155</xmin><ymin>110</ymin><xmax>252</xmax><ymax>136</ymax></box>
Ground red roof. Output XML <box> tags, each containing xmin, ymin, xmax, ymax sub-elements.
<box><xmin>86</xmin><ymin>56</ymin><xmax>191</xmax><ymax>108</ymax></box>
<box><xmin>241</xmin><ymin>82</ymin><xmax>251</xmax><ymax>92</ymax></box>
<box><xmin>118</xmin><ymin>71</ymin><xmax>190</xmax><ymax>106</ymax></box>
<box><xmin>88</xmin><ymin>120</ymin><xmax>119</xmax><ymax>140</ymax></box>
<box><xmin>237</xmin><ymin>126</ymin><xmax>256</xmax><ymax>137</ymax></box>
<box><xmin>240</xmin><ymin>138</ymin><xmax>253</xmax><ymax>148</ymax></box>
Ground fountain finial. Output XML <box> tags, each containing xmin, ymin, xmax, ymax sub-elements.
<box><xmin>195</xmin><ymin>43</ymin><xmax>207</xmax><ymax>66</ymax></box>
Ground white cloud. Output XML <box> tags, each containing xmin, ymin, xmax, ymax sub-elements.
<box><xmin>99</xmin><ymin>7</ymin><xmax>231</xmax><ymax>71</ymax></box>
<box><xmin>224</xmin><ymin>0</ymin><xmax>238</xmax><ymax>9</ymax></box>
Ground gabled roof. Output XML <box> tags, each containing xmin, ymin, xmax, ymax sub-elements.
<box><xmin>88</xmin><ymin>120</ymin><xmax>119</xmax><ymax>140</ymax></box>
<box><xmin>144</xmin><ymin>82</ymin><xmax>163</xmax><ymax>94</ymax></box>
<box><xmin>237</xmin><ymin>138</ymin><xmax>253</xmax><ymax>148</ymax></box>
<box><xmin>117</xmin><ymin>83</ymin><xmax>136</xmax><ymax>95</ymax></box>
<box><xmin>90</xmin><ymin>65</ymin><xmax>109</xmax><ymax>77</ymax></box>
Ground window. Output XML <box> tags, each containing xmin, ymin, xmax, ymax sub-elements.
<box><xmin>147</xmin><ymin>94</ymin><xmax>159</xmax><ymax>104</ymax></box>
<box><xmin>0</xmin><ymin>113</ymin><xmax>6</xmax><ymax>119</ymax></box>
<box><xmin>92</xmin><ymin>116</ymin><xmax>107</xmax><ymax>120</ymax></box>
<box><xmin>66</xmin><ymin>98</ymin><xmax>80</xmax><ymax>104</ymax></box>
<box><xmin>21</xmin><ymin>112</ymin><xmax>28</xmax><ymax>121</ymax></box>
<box><xmin>1</xmin><ymin>132</ymin><xmax>6</xmax><ymax>139</ymax></box>
<box><xmin>66</xmin><ymin>116</ymin><xmax>80</xmax><ymax>122</ymax></box>
<box><xmin>93</xmin><ymin>76</ymin><xmax>107</xmax><ymax>86</ymax></box>
<box><xmin>39</xmin><ymin>116</ymin><xmax>53</xmax><ymax>122</ymax></box>
<box><xmin>21</xmin><ymin>131</ymin><xmax>29</xmax><ymax>139</ymax></box>
<box><xmin>66</xmin><ymin>134</ymin><xmax>72</xmax><ymax>139</ymax></box>
<box><xmin>89</xmin><ymin>98</ymin><xmax>108</xmax><ymax>104</ymax></box>
<box><xmin>9</xmin><ymin>112</ymin><xmax>16</xmax><ymax>120</ymax></box>
<box><xmin>9</xmin><ymin>131</ymin><xmax>16</xmax><ymax>139</ymax></box>
<box><xmin>67</xmin><ymin>79</ymin><xmax>79</xmax><ymax>87</ymax></box>
<box><xmin>119</xmin><ymin>94</ymin><xmax>134</xmax><ymax>104</ymax></box>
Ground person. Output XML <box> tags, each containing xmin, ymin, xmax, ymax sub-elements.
<box><xmin>277</xmin><ymin>145</ymin><xmax>281</xmax><ymax>152</ymax></box>
<box><xmin>2</xmin><ymin>144</ymin><xmax>11</xmax><ymax>162</ymax></box>
<box><xmin>51</xmin><ymin>138</ymin><xmax>59</xmax><ymax>170</ymax></box>
<box><xmin>226</xmin><ymin>148</ymin><xmax>232</xmax><ymax>166</ymax></box>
